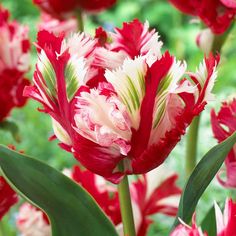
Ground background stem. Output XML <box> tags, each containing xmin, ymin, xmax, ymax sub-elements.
<box><xmin>185</xmin><ymin>116</ymin><xmax>200</xmax><ymax>177</ymax></box>
<box><xmin>76</xmin><ymin>10</ymin><xmax>84</xmax><ymax>32</ymax></box>
<box><xmin>118</xmin><ymin>173</ymin><xmax>136</xmax><ymax>236</ymax></box>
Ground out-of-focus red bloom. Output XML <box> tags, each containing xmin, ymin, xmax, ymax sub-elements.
<box><xmin>0</xmin><ymin>5</ymin><xmax>30</xmax><ymax>122</ymax></box>
<box><xmin>0</xmin><ymin>176</ymin><xmax>18</xmax><ymax>220</ymax></box>
<box><xmin>38</xmin><ymin>13</ymin><xmax>77</xmax><ymax>37</ymax></box>
<box><xmin>211</xmin><ymin>98</ymin><xmax>236</xmax><ymax>188</ymax></box>
<box><xmin>25</xmin><ymin>19</ymin><xmax>219</xmax><ymax>183</ymax></box>
<box><xmin>33</xmin><ymin>0</ymin><xmax>116</xmax><ymax>19</ymax></box>
<box><xmin>171</xmin><ymin>213</ymin><xmax>208</xmax><ymax>236</ymax></box>
<box><xmin>168</xmin><ymin>0</ymin><xmax>236</xmax><ymax>34</ymax></box>
<box><xmin>215</xmin><ymin>198</ymin><xmax>236</xmax><ymax>236</ymax></box>
<box><xmin>171</xmin><ymin>198</ymin><xmax>236</xmax><ymax>236</ymax></box>
<box><xmin>196</xmin><ymin>29</ymin><xmax>215</xmax><ymax>54</ymax></box>
<box><xmin>221</xmin><ymin>0</ymin><xmax>236</xmax><ymax>9</ymax></box>
<box><xmin>71</xmin><ymin>165</ymin><xmax>121</xmax><ymax>225</ymax></box>
<box><xmin>17</xmin><ymin>203</ymin><xmax>51</xmax><ymax>236</ymax></box>
<box><xmin>130</xmin><ymin>166</ymin><xmax>181</xmax><ymax>236</ymax></box>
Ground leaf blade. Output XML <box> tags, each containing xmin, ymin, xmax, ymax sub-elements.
<box><xmin>0</xmin><ymin>145</ymin><xmax>118</xmax><ymax>236</ymax></box>
<box><xmin>172</xmin><ymin>131</ymin><xmax>236</xmax><ymax>229</ymax></box>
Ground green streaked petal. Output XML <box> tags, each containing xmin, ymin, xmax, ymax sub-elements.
<box><xmin>65</xmin><ymin>57</ymin><xmax>86</xmax><ymax>101</ymax></box>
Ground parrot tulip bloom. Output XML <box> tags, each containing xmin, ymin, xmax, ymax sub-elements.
<box><xmin>171</xmin><ymin>199</ymin><xmax>236</xmax><ymax>236</ymax></box>
<box><xmin>215</xmin><ymin>198</ymin><xmax>236</xmax><ymax>236</ymax></box>
<box><xmin>0</xmin><ymin>6</ymin><xmax>30</xmax><ymax>122</ymax></box>
<box><xmin>168</xmin><ymin>0</ymin><xmax>236</xmax><ymax>34</ymax></box>
<box><xmin>0</xmin><ymin>176</ymin><xmax>18</xmax><ymax>220</ymax></box>
<box><xmin>33</xmin><ymin>0</ymin><xmax>116</xmax><ymax>19</ymax></box>
<box><xmin>130</xmin><ymin>166</ymin><xmax>181</xmax><ymax>236</ymax></box>
<box><xmin>211</xmin><ymin>98</ymin><xmax>236</xmax><ymax>188</ymax></box>
<box><xmin>25</xmin><ymin>20</ymin><xmax>219</xmax><ymax>183</ymax></box>
<box><xmin>38</xmin><ymin>13</ymin><xmax>77</xmax><ymax>36</ymax></box>
<box><xmin>171</xmin><ymin>214</ymin><xmax>207</xmax><ymax>236</ymax></box>
<box><xmin>17</xmin><ymin>203</ymin><xmax>51</xmax><ymax>236</ymax></box>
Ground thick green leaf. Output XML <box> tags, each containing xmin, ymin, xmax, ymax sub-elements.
<box><xmin>172</xmin><ymin>131</ymin><xmax>236</xmax><ymax>229</ymax></box>
<box><xmin>201</xmin><ymin>204</ymin><xmax>216</xmax><ymax>236</ymax></box>
<box><xmin>0</xmin><ymin>145</ymin><xmax>118</xmax><ymax>236</ymax></box>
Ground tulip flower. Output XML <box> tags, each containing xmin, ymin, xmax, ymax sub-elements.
<box><xmin>171</xmin><ymin>198</ymin><xmax>236</xmax><ymax>236</ymax></box>
<box><xmin>170</xmin><ymin>213</ymin><xmax>207</xmax><ymax>236</ymax></box>
<box><xmin>25</xmin><ymin>19</ymin><xmax>219</xmax><ymax>183</ymax></box>
<box><xmin>17</xmin><ymin>203</ymin><xmax>51</xmax><ymax>236</ymax></box>
<box><xmin>0</xmin><ymin>5</ymin><xmax>30</xmax><ymax>122</ymax></box>
<box><xmin>38</xmin><ymin>13</ymin><xmax>77</xmax><ymax>37</ymax></box>
<box><xmin>33</xmin><ymin>0</ymin><xmax>116</xmax><ymax>19</ymax></box>
<box><xmin>17</xmin><ymin>165</ymin><xmax>181</xmax><ymax>236</ymax></box>
<box><xmin>0</xmin><ymin>176</ymin><xmax>18</xmax><ymax>220</ymax></box>
<box><xmin>211</xmin><ymin>98</ymin><xmax>236</xmax><ymax>188</ymax></box>
<box><xmin>215</xmin><ymin>198</ymin><xmax>236</xmax><ymax>236</ymax></box>
<box><xmin>129</xmin><ymin>165</ymin><xmax>181</xmax><ymax>236</ymax></box>
<box><xmin>168</xmin><ymin>0</ymin><xmax>236</xmax><ymax>34</ymax></box>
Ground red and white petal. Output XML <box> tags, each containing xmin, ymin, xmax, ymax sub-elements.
<box><xmin>38</xmin><ymin>13</ymin><xmax>77</xmax><ymax>37</ymax></box>
<box><xmin>17</xmin><ymin>203</ymin><xmax>51</xmax><ymax>236</ymax></box>
<box><xmin>61</xmin><ymin>32</ymin><xmax>97</xmax><ymax>59</ymax></box>
<box><xmin>188</xmin><ymin>54</ymin><xmax>219</xmax><ymax>105</ymax></box>
<box><xmin>52</xmin><ymin>118</ymin><xmax>72</xmax><ymax>145</ymax></box>
<box><xmin>74</xmin><ymin>86</ymin><xmax>132</xmax><ymax>155</ymax></box>
<box><xmin>221</xmin><ymin>0</ymin><xmax>236</xmax><ymax>8</ymax></box>
<box><xmin>150</xmin><ymin>58</ymin><xmax>187</xmax><ymax>142</ymax></box>
<box><xmin>196</xmin><ymin>28</ymin><xmax>214</xmax><ymax>54</ymax></box>
<box><xmin>105</xmin><ymin>57</ymin><xmax>147</xmax><ymax>130</ymax></box>
<box><xmin>110</xmin><ymin>19</ymin><xmax>163</xmax><ymax>65</ymax></box>
<box><xmin>215</xmin><ymin>199</ymin><xmax>236</xmax><ymax>236</ymax></box>
<box><xmin>171</xmin><ymin>214</ymin><xmax>207</xmax><ymax>236</ymax></box>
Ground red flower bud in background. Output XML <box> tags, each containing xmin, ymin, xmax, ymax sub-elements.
<box><xmin>0</xmin><ymin>176</ymin><xmax>18</xmax><ymax>220</ymax></box>
<box><xmin>25</xmin><ymin>19</ymin><xmax>219</xmax><ymax>183</ymax></box>
<box><xmin>211</xmin><ymin>98</ymin><xmax>236</xmax><ymax>188</ymax></box>
<box><xmin>33</xmin><ymin>0</ymin><xmax>116</xmax><ymax>19</ymax></box>
<box><xmin>38</xmin><ymin>13</ymin><xmax>77</xmax><ymax>36</ymax></box>
<box><xmin>0</xmin><ymin>5</ymin><xmax>30</xmax><ymax>122</ymax></box>
<box><xmin>17</xmin><ymin>203</ymin><xmax>51</xmax><ymax>236</ymax></box>
<box><xmin>196</xmin><ymin>28</ymin><xmax>214</xmax><ymax>54</ymax></box>
<box><xmin>168</xmin><ymin>0</ymin><xmax>236</xmax><ymax>34</ymax></box>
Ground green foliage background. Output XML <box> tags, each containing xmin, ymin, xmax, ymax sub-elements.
<box><xmin>0</xmin><ymin>0</ymin><xmax>236</xmax><ymax>235</ymax></box>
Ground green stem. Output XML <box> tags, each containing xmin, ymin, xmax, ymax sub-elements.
<box><xmin>76</xmin><ymin>10</ymin><xmax>84</xmax><ymax>32</ymax></box>
<box><xmin>185</xmin><ymin>116</ymin><xmax>200</xmax><ymax>177</ymax></box>
<box><xmin>0</xmin><ymin>221</ymin><xmax>5</xmax><ymax>236</ymax></box>
<box><xmin>118</xmin><ymin>172</ymin><xmax>136</xmax><ymax>236</ymax></box>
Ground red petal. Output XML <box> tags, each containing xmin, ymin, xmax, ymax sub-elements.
<box><xmin>0</xmin><ymin>176</ymin><xmax>18</xmax><ymax>220</ymax></box>
<box><xmin>130</xmin><ymin>52</ymin><xmax>173</xmax><ymax>160</ymax></box>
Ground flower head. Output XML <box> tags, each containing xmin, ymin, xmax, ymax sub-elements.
<box><xmin>0</xmin><ymin>176</ymin><xmax>18</xmax><ymax>220</ymax></box>
<box><xmin>130</xmin><ymin>165</ymin><xmax>181</xmax><ymax>236</ymax></box>
<box><xmin>17</xmin><ymin>203</ymin><xmax>51</xmax><ymax>236</ymax></box>
<box><xmin>33</xmin><ymin>0</ymin><xmax>116</xmax><ymax>19</ymax></box>
<box><xmin>0</xmin><ymin>5</ymin><xmax>30</xmax><ymax>122</ymax></box>
<box><xmin>168</xmin><ymin>0</ymin><xmax>236</xmax><ymax>34</ymax></box>
<box><xmin>25</xmin><ymin>19</ymin><xmax>219</xmax><ymax>183</ymax></box>
<box><xmin>171</xmin><ymin>214</ymin><xmax>207</xmax><ymax>236</ymax></box>
<box><xmin>211</xmin><ymin>98</ymin><xmax>236</xmax><ymax>188</ymax></box>
<box><xmin>38</xmin><ymin>13</ymin><xmax>77</xmax><ymax>37</ymax></box>
<box><xmin>215</xmin><ymin>198</ymin><xmax>236</xmax><ymax>236</ymax></box>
